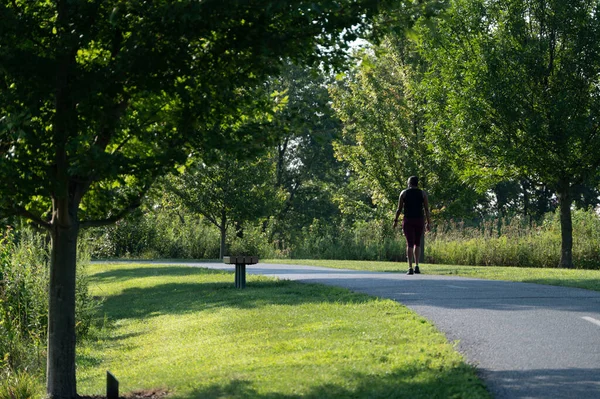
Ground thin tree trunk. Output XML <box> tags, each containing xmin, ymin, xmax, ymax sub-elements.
<box><xmin>521</xmin><ymin>179</ymin><xmax>530</xmax><ymax>220</ymax></box>
<box><xmin>219</xmin><ymin>211</ymin><xmax>227</xmax><ymax>259</ymax></box>
<box><xmin>47</xmin><ymin>218</ymin><xmax>79</xmax><ymax>398</ymax></box>
<box><xmin>557</xmin><ymin>180</ymin><xmax>574</xmax><ymax>268</ymax></box>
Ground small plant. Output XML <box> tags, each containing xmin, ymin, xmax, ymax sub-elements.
<box><xmin>0</xmin><ymin>370</ymin><xmax>44</xmax><ymax>399</ymax></box>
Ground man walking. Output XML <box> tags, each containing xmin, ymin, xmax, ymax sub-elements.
<box><xmin>393</xmin><ymin>176</ymin><xmax>431</xmax><ymax>275</ymax></box>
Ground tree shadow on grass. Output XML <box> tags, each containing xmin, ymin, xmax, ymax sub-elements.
<box><xmin>184</xmin><ymin>364</ymin><xmax>488</xmax><ymax>399</ymax></box>
<box><xmin>95</xmin><ymin>266</ymin><xmax>374</xmax><ymax>321</ymax></box>
<box><xmin>89</xmin><ymin>266</ymin><xmax>226</xmax><ymax>283</ymax></box>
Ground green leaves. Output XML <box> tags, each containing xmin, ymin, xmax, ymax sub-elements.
<box><xmin>329</xmin><ymin>35</ymin><xmax>481</xmax><ymax>219</ymax></box>
<box><xmin>419</xmin><ymin>0</ymin><xmax>600</xmax><ymax>188</ymax></box>
<box><xmin>164</xmin><ymin>149</ymin><xmax>280</xmax><ymax>233</ymax></box>
<box><xmin>0</xmin><ymin>0</ymin><xmax>390</xmax><ymax>227</ymax></box>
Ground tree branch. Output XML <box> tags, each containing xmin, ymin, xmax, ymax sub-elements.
<box><xmin>196</xmin><ymin>209</ymin><xmax>220</xmax><ymax>229</ymax></box>
<box><xmin>4</xmin><ymin>207</ymin><xmax>53</xmax><ymax>231</ymax></box>
<box><xmin>79</xmin><ymin>184</ymin><xmax>151</xmax><ymax>229</ymax></box>
<box><xmin>79</xmin><ymin>201</ymin><xmax>140</xmax><ymax>229</ymax></box>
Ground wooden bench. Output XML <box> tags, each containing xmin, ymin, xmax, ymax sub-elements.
<box><xmin>223</xmin><ymin>256</ymin><xmax>258</xmax><ymax>288</ymax></box>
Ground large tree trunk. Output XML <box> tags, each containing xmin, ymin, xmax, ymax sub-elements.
<box><xmin>48</xmin><ymin>2</ymin><xmax>80</xmax><ymax>394</ymax></box>
<box><xmin>557</xmin><ymin>180</ymin><xmax>574</xmax><ymax>269</ymax></box>
<box><xmin>47</xmin><ymin>212</ymin><xmax>79</xmax><ymax>398</ymax></box>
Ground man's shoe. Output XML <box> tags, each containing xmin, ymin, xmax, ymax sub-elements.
<box><xmin>414</xmin><ymin>266</ymin><xmax>421</xmax><ymax>274</ymax></box>
<box><xmin>407</xmin><ymin>268</ymin><xmax>414</xmax><ymax>275</ymax></box>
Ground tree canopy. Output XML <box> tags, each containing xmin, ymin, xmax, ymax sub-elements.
<box><xmin>418</xmin><ymin>0</ymin><xmax>600</xmax><ymax>267</ymax></box>
<box><xmin>330</xmin><ymin>37</ymin><xmax>483</xmax><ymax>218</ymax></box>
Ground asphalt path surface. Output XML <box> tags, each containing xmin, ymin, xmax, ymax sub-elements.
<box><xmin>107</xmin><ymin>261</ymin><xmax>600</xmax><ymax>398</ymax></box>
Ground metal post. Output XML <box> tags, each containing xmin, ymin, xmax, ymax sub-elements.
<box><xmin>107</xmin><ymin>371</ymin><xmax>119</xmax><ymax>399</ymax></box>
<box><xmin>235</xmin><ymin>263</ymin><xmax>246</xmax><ymax>289</ymax></box>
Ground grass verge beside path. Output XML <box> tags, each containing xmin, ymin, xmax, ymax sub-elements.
<box><xmin>262</xmin><ymin>259</ymin><xmax>600</xmax><ymax>292</ymax></box>
<box><xmin>78</xmin><ymin>262</ymin><xmax>489</xmax><ymax>399</ymax></box>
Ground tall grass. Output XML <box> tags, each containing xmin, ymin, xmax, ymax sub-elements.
<box><xmin>0</xmin><ymin>227</ymin><xmax>48</xmax><ymax>379</ymax></box>
<box><xmin>284</xmin><ymin>209</ymin><xmax>600</xmax><ymax>269</ymax></box>
<box><xmin>0</xmin><ymin>225</ymin><xmax>101</xmax><ymax>398</ymax></box>
<box><xmin>290</xmin><ymin>219</ymin><xmax>405</xmax><ymax>261</ymax></box>
<box><xmin>87</xmin><ymin>208</ymin><xmax>221</xmax><ymax>260</ymax></box>
<box><xmin>427</xmin><ymin>209</ymin><xmax>600</xmax><ymax>269</ymax></box>
<box><xmin>88</xmin><ymin>206</ymin><xmax>600</xmax><ymax>269</ymax></box>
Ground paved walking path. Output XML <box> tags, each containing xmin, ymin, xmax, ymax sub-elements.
<box><xmin>113</xmin><ymin>260</ymin><xmax>600</xmax><ymax>398</ymax></box>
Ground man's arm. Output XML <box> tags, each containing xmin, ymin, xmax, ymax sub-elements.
<box><xmin>392</xmin><ymin>191</ymin><xmax>405</xmax><ymax>228</ymax></box>
<box><xmin>423</xmin><ymin>191</ymin><xmax>432</xmax><ymax>231</ymax></box>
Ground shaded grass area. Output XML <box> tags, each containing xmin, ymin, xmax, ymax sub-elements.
<box><xmin>262</xmin><ymin>259</ymin><xmax>600</xmax><ymax>292</ymax></box>
<box><xmin>78</xmin><ymin>263</ymin><xmax>489</xmax><ymax>399</ymax></box>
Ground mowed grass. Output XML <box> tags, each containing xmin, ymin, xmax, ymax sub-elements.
<box><xmin>78</xmin><ymin>262</ymin><xmax>489</xmax><ymax>399</ymax></box>
<box><xmin>263</xmin><ymin>259</ymin><xmax>600</xmax><ymax>292</ymax></box>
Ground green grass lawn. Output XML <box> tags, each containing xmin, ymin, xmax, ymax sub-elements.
<box><xmin>262</xmin><ymin>259</ymin><xmax>600</xmax><ymax>292</ymax></box>
<box><xmin>78</xmin><ymin>262</ymin><xmax>489</xmax><ymax>399</ymax></box>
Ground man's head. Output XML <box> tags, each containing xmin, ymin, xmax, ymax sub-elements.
<box><xmin>408</xmin><ymin>176</ymin><xmax>419</xmax><ymax>187</ymax></box>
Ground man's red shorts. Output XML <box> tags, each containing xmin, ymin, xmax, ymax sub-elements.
<box><xmin>402</xmin><ymin>217</ymin><xmax>424</xmax><ymax>247</ymax></box>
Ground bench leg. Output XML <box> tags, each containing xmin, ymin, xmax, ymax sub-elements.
<box><xmin>235</xmin><ymin>263</ymin><xmax>246</xmax><ymax>289</ymax></box>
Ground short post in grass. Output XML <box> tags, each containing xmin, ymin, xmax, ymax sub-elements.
<box><xmin>223</xmin><ymin>256</ymin><xmax>258</xmax><ymax>288</ymax></box>
<box><xmin>107</xmin><ymin>371</ymin><xmax>119</xmax><ymax>399</ymax></box>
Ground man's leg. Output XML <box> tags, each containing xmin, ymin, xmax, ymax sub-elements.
<box><xmin>414</xmin><ymin>245</ymin><xmax>421</xmax><ymax>273</ymax></box>
<box><xmin>403</xmin><ymin>219</ymin><xmax>416</xmax><ymax>274</ymax></box>
<box><xmin>413</xmin><ymin>219</ymin><xmax>424</xmax><ymax>274</ymax></box>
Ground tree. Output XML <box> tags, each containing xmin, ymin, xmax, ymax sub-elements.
<box><xmin>267</xmin><ymin>63</ymin><xmax>347</xmax><ymax>242</ymax></box>
<box><xmin>419</xmin><ymin>0</ymin><xmax>600</xmax><ymax>268</ymax></box>
<box><xmin>330</xmin><ymin>36</ymin><xmax>482</xmax><ymax>218</ymax></box>
<box><xmin>0</xmin><ymin>1</ymin><xmax>390</xmax><ymax>397</ymax></box>
<box><xmin>165</xmin><ymin>151</ymin><xmax>280</xmax><ymax>259</ymax></box>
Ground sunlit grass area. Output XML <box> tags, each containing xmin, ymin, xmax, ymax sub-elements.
<box><xmin>262</xmin><ymin>259</ymin><xmax>600</xmax><ymax>292</ymax></box>
<box><xmin>77</xmin><ymin>262</ymin><xmax>489</xmax><ymax>398</ymax></box>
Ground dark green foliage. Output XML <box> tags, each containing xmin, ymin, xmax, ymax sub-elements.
<box><xmin>269</xmin><ymin>63</ymin><xmax>347</xmax><ymax>242</ymax></box>
<box><xmin>164</xmin><ymin>151</ymin><xmax>280</xmax><ymax>258</ymax></box>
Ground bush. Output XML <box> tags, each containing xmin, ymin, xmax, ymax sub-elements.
<box><xmin>227</xmin><ymin>223</ymin><xmax>277</xmax><ymax>258</ymax></box>
<box><xmin>85</xmin><ymin>203</ymin><xmax>600</xmax><ymax>269</ymax></box>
